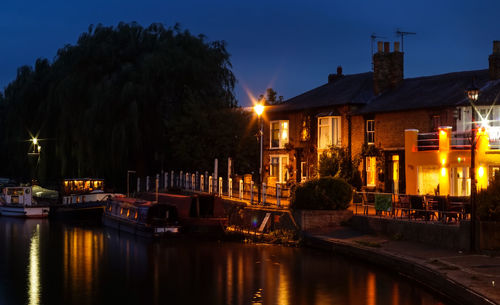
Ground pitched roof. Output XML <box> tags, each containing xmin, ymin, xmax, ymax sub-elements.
<box><xmin>359</xmin><ymin>69</ymin><xmax>500</xmax><ymax>114</ymax></box>
<box><xmin>268</xmin><ymin>72</ymin><xmax>374</xmax><ymax>112</ymax></box>
<box><xmin>269</xmin><ymin>69</ymin><xmax>500</xmax><ymax>115</ymax></box>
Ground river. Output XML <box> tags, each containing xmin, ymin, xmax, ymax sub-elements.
<box><xmin>0</xmin><ymin>218</ymin><xmax>449</xmax><ymax>305</ymax></box>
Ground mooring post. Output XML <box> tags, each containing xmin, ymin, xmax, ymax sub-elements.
<box><xmin>200</xmin><ymin>175</ymin><xmax>204</xmax><ymax>192</ymax></box>
<box><xmin>218</xmin><ymin>177</ymin><xmax>223</xmax><ymax>196</ymax></box>
<box><xmin>146</xmin><ymin>176</ymin><xmax>150</xmax><ymax>192</ymax></box>
<box><xmin>137</xmin><ymin>177</ymin><xmax>140</xmax><ymax>193</ymax></box>
<box><xmin>228</xmin><ymin>178</ymin><xmax>233</xmax><ymax>197</ymax></box>
<box><xmin>250</xmin><ymin>181</ymin><xmax>254</xmax><ymax>204</ymax></box>
<box><xmin>239</xmin><ymin>179</ymin><xmax>243</xmax><ymax>200</ymax></box>
<box><xmin>262</xmin><ymin>183</ymin><xmax>267</xmax><ymax>205</ymax></box>
<box><xmin>209</xmin><ymin>176</ymin><xmax>213</xmax><ymax>194</ymax></box>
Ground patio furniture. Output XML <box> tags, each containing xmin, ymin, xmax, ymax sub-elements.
<box><xmin>362</xmin><ymin>192</ymin><xmax>375</xmax><ymax>215</ymax></box>
<box><xmin>397</xmin><ymin>194</ymin><xmax>410</xmax><ymax>218</ymax></box>
<box><xmin>409</xmin><ymin>195</ymin><xmax>426</xmax><ymax>220</ymax></box>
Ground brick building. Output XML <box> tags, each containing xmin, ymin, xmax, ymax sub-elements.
<box><xmin>260</xmin><ymin>41</ymin><xmax>500</xmax><ymax>194</ymax></box>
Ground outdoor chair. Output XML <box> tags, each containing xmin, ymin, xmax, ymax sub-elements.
<box><xmin>409</xmin><ymin>195</ymin><xmax>426</xmax><ymax>220</ymax></box>
<box><xmin>362</xmin><ymin>192</ymin><xmax>375</xmax><ymax>215</ymax></box>
<box><xmin>446</xmin><ymin>196</ymin><xmax>470</xmax><ymax>222</ymax></box>
<box><xmin>397</xmin><ymin>194</ymin><xmax>410</xmax><ymax>218</ymax></box>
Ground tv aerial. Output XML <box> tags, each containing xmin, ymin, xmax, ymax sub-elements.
<box><xmin>396</xmin><ymin>29</ymin><xmax>416</xmax><ymax>52</ymax></box>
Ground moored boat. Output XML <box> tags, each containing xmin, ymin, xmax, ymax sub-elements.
<box><xmin>50</xmin><ymin>178</ymin><xmax>121</xmax><ymax>219</ymax></box>
<box><xmin>0</xmin><ymin>186</ymin><xmax>50</xmax><ymax>218</ymax></box>
<box><xmin>103</xmin><ymin>197</ymin><xmax>180</xmax><ymax>238</ymax></box>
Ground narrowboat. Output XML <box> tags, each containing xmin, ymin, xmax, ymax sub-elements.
<box><xmin>50</xmin><ymin>178</ymin><xmax>120</xmax><ymax>219</ymax></box>
<box><xmin>103</xmin><ymin>197</ymin><xmax>180</xmax><ymax>238</ymax></box>
<box><xmin>0</xmin><ymin>186</ymin><xmax>50</xmax><ymax>218</ymax></box>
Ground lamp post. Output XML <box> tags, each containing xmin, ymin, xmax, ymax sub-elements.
<box><xmin>466</xmin><ymin>81</ymin><xmax>479</xmax><ymax>251</ymax></box>
<box><xmin>254</xmin><ymin>103</ymin><xmax>264</xmax><ymax>204</ymax></box>
<box><xmin>127</xmin><ymin>170</ymin><xmax>136</xmax><ymax>197</ymax></box>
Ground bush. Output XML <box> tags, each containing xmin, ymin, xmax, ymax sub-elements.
<box><xmin>318</xmin><ymin>146</ymin><xmax>362</xmax><ymax>189</ymax></box>
<box><xmin>477</xmin><ymin>175</ymin><xmax>500</xmax><ymax>221</ymax></box>
<box><xmin>290</xmin><ymin>177</ymin><xmax>352</xmax><ymax>210</ymax></box>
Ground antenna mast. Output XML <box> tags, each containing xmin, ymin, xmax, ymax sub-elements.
<box><xmin>396</xmin><ymin>29</ymin><xmax>416</xmax><ymax>52</ymax></box>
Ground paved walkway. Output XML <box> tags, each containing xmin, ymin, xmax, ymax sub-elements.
<box><xmin>305</xmin><ymin>226</ymin><xmax>500</xmax><ymax>305</ymax></box>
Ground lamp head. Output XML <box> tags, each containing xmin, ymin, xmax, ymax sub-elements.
<box><xmin>254</xmin><ymin>104</ymin><xmax>264</xmax><ymax>116</ymax></box>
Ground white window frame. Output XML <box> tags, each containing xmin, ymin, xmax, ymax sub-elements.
<box><xmin>366</xmin><ymin>119</ymin><xmax>375</xmax><ymax>144</ymax></box>
<box><xmin>270</xmin><ymin>155</ymin><xmax>289</xmax><ymax>183</ymax></box>
<box><xmin>300</xmin><ymin>161</ymin><xmax>307</xmax><ymax>182</ymax></box>
<box><xmin>317</xmin><ymin>116</ymin><xmax>341</xmax><ymax>151</ymax></box>
<box><xmin>366</xmin><ymin>156</ymin><xmax>376</xmax><ymax>187</ymax></box>
<box><xmin>270</xmin><ymin>120</ymin><xmax>289</xmax><ymax>149</ymax></box>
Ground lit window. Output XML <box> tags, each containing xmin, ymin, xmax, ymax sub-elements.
<box><xmin>318</xmin><ymin>116</ymin><xmax>341</xmax><ymax>150</ymax></box>
<box><xmin>301</xmin><ymin>117</ymin><xmax>310</xmax><ymax>141</ymax></box>
<box><xmin>366</xmin><ymin>120</ymin><xmax>375</xmax><ymax>144</ymax></box>
<box><xmin>270</xmin><ymin>155</ymin><xmax>289</xmax><ymax>183</ymax></box>
<box><xmin>270</xmin><ymin>120</ymin><xmax>289</xmax><ymax>148</ymax></box>
<box><xmin>300</xmin><ymin>161</ymin><xmax>308</xmax><ymax>182</ymax></box>
<box><xmin>366</xmin><ymin>157</ymin><xmax>376</xmax><ymax>187</ymax></box>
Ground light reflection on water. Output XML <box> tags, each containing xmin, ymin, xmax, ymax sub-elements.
<box><xmin>0</xmin><ymin>218</ymin><xmax>448</xmax><ymax>305</ymax></box>
<box><xmin>28</xmin><ymin>224</ymin><xmax>40</xmax><ymax>305</ymax></box>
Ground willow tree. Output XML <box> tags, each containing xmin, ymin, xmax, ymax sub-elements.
<box><xmin>0</xmin><ymin>22</ymin><xmax>256</xmax><ymax>190</ymax></box>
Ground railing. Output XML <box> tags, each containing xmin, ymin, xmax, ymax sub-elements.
<box><xmin>417</xmin><ymin>132</ymin><xmax>438</xmax><ymax>151</ymax></box>
<box><xmin>451</xmin><ymin>132</ymin><xmax>471</xmax><ymax>150</ymax></box>
<box><xmin>134</xmin><ymin>171</ymin><xmax>290</xmax><ymax>208</ymax></box>
<box><xmin>352</xmin><ymin>191</ymin><xmax>470</xmax><ymax>223</ymax></box>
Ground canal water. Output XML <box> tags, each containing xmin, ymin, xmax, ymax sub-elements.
<box><xmin>0</xmin><ymin>218</ymin><xmax>449</xmax><ymax>305</ymax></box>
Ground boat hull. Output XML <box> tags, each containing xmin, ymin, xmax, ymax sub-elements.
<box><xmin>103</xmin><ymin>214</ymin><xmax>180</xmax><ymax>238</ymax></box>
<box><xmin>0</xmin><ymin>205</ymin><xmax>50</xmax><ymax>218</ymax></box>
<box><xmin>49</xmin><ymin>202</ymin><xmax>105</xmax><ymax>220</ymax></box>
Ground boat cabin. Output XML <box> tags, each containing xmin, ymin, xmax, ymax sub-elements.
<box><xmin>2</xmin><ymin>187</ymin><xmax>33</xmax><ymax>206</ymax></box>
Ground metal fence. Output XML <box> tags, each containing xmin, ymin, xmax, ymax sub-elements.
<box><xmin>135</xmin><ymin>171</ymin><xmax>290</xmax><ymax>208</ymax></box>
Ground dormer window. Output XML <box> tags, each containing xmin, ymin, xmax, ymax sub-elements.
<box><xmin>270</xmin><ymin>120</ymin><xmax>289</xmax><ymax>148</ymax></box>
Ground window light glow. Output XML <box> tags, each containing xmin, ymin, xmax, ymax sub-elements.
<box><xmin>441</xmin><ymin>167</ymin><xmax>446</xmax><ymax>177</ymax></box>
<box><xmin>441</xmin><ymin>158</ymin><xmax>446</xmax><ymax>166</ymax></box>
<box><xmin>478</xmin><ymin>166</ymin><xmax>485</xmax><ymax>178</ymax></box>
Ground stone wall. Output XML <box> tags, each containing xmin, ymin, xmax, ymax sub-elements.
<box><xmin>349</xmin><ymin>215</ymin><xmax>471</xmax><ymax>250</ymax></box>
<box><xmin>294</xmin><ymin>210</ymin><xmax>353</xmax><ymax>232</ymax></box>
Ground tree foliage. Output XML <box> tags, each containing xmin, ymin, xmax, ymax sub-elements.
<box><xmin>290</xmin><ymin>177</ymin><xmax>352</xmax><ymax>210</ymax></box>
<box><xmin>318</xmin><ymin>146</ymin><xmax>362</xmax><ymax>189</ymax></box>
<box><xmin>0</xmin><ymin>22</ymin><xmax>258</xmax><ymax>190</ymax></box>
<box><xmin>477</xmin><ymin>175</ymin><xmax>500</xmax><ymax>221</ymax></box>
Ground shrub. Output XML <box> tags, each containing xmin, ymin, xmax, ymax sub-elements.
<box><xmin>477</xmin><ymin>175</ymin><xmax>500</xmax><ymax>221</ymax></box>
<box><xmin>318</xmin><ymin>146</ymin><xmax>362</xmax><ymax>189</ymax></box>
<box><xmin>290</xmin><ymin>177</ymin><xmax>352</xmax><ymax>210</ymax></box>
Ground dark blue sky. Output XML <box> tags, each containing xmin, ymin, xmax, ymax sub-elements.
<box><xmin>1</xmin><ymin>0</ymin><xmax>499</xmax><ymax>106</ymax></box>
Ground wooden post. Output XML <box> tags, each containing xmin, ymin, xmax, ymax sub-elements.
<box><xmin>250</xmin><ymin>181</ymin><xmax>254</xmax><ymax>204</ymax></box>
<box><xmin>137</xmin><ymin>177</ymin><xmax>140</xmax><ymax>193</ymax></box>
<box><xmin>164</xmin><ymin>172</ymin><xmax>168</xmax><ymax>190</ymax></box>
<box><xmin>200</xmin><ymin>175</ymin><xmax>204</xmax><ymax>192</ymax></box>
<box><xmin>262</xmin><ymin>183</ymin><xmax>267</xmax><ymax>205</ymax></box>
<box><xmin>171</xmin><ymin>170</ymin><xmax>174</xmax><ymax>188</ymax></box>
<box><xmin>239</xmin><ymin>179</ymin><xmax>243</xmax><ymax>200</ymax></box>
<box><xmin>192</xmin><ymin>174</ymin><xmax>195</xmax><ymax>191</ymax></box>
<box><xmin>180</xmin><ymin>171</ymin><xmax>183</xmax><ymax>188</ymax></box>
<box><xmin>209</xmin><ymin>176</ymin><xmax>213</xmax><ymax>194</ymax></box>
<box><xmin>146</xmin><ymin>176</ymin><xmax>150</xmax><ymax>192</ymax></box>
<box><xmin>228</xmin><ymin>178</ymin><xmax>233</xmax><ymax>197</ymax></box>
<box><xmin>219</xmin><ymin>177</ymin><xmax>223</xmax><ymax>196</ymax></box>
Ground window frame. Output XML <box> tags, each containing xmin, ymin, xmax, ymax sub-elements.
<box><xmin>317</xmin><ymin>116</ymin><xmax>341</xmax><ymax>150</ymax></box>
<box><xmin>269</xmin><ymin>154</ymin><xmax>289</xmax><ymax>183</ymax></box>
<box><xmin>270</xmin><ymin>120</ymin><xmax>289</xmax><ymax>149</ymax></box>
<box><xmin>366</xmin><ymin>119</ymin><xmax>375</xmax><ymax>145</ymax></box>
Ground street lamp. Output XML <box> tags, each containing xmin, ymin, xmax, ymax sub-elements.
<box><xmin>254</xmin><ymin>103</ymin><xmax>265</xmax><ymax>204</ymax></box>
<box><xmin>466</xmin><ymin>80</ymin><xmax>479</xmax><ymax>251</ymax></box>
<box><xmin>127</xmin><ymin>170</ymin><xmax>136</xmax><ymax>197</ymax></box>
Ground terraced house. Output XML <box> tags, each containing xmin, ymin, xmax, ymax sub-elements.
<box><xmin>262</xmin><ymin>41</ymin><xmax>500</xmax><ymax>195</ymax></box>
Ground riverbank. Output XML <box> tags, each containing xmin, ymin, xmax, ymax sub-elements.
<box><xmin>303</xmin><ymin>226</ymin><xmax>500</xmax><ymax>305</ymax></box>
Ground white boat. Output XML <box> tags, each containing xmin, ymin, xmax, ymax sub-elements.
<box><xmin>0</xmin><ymin>186</ymin><xmax>50</xmax><ymax>218</ymax></box>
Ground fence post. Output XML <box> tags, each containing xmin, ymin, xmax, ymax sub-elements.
<box><xmin>192</xmin><ymin>174</ymin><xmax>195</xmax><ymax>191</ymax></box>
<box><xmin>205</xmin><ymin>171</ymin><xmax>208</xmax><ymax>190</ymax></box>
<box><xmin>170</xmin><ymin>171</ymin><xmax>174</xmax><ymax>188</ymax></box>
<box><xmin>276</xmin><ymin>184</ymin><xmax>281</xmax><ymax>208</ymax></box>
<box><xmin>228</xmin><ymin>178</ymin><xmax>233</xmax><ymax>197</ymax></box>
<box><xmin>250</xmin><ymin>181</ymin><xmax>254</xmax><ymax>204</ymax></box>
<box><xmin>209</xmin><ymin>176</ymin><xmax>213</xmax><ymax>194</ymax></box>
<box><xmin>180</xmin><ymin>171</ymin><xmax>183</xmax><ymax>188</ymax></box>
<box><xmin>164</xmin><ymin>172</ymin><xmax>168</xmax><ymax>189</ymax></box>
<box><xmin>146</xmin><ymin>176</ymin><xmax>150</xmax><ymax>192</ymax></box>
<box><xmin>262</xmin><ymin>183</ymin><xmax>267</xmax><ymax>205</ymax></box>
<box><xmin>137</xmin><ymin>177</ymin><xmax>140</xmax><ymax>194</ymax></box>
<box><xmin>200</xmin><ymin>175</ymin><xmax>204</xmax><ymax>192</ymax></box>
<box><xmin>196</xmin><ymin>171</ymin><xmax>199</xmax><ymax>190</ymax></box>
<box><xmin>219</xmin><ymin>177</ymin><xmax>223</xmax><ymax>196</ymax></box>
<box><xmin>239</xmin><ymin>179</ymin><xmax>243</xmax><ymax>200</ymax></box>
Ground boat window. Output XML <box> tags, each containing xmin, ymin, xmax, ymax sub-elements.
<box><xmin>120</xmin><ymin>208</ymin><xmax>123</xmax><ymax>215</ymax></box>
<box><xmin>134</xmin><ymin>211</ymin><xmax>138</xmax><ymax>219</ymax></box>
<box><xmin>126</xmin><ymin>210</ymin><xmax>130</xmax><ymax>217</ymax></box>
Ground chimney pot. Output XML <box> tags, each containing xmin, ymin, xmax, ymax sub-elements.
<box><xmin>494</xmin><ymin>41</ymin><xmax>500</xmax><ymax>54</ymax></box>
<box><xmin>377</xmin><ymin>41</ymin><xmax>383</xmax><ymax>53</ymax></box>
<box><xmin>384</xmin><ymin>42</ymin><xmax>390</xmax><ymax>53</ymax></box>
<box><xmin>337</xmin><ymin>66</ymin><xmax>343</xmax><ymax>76</ymax></box>
<box><xmin>394</xmin><ymin>41</ymin><xmax>400</xmax><ymax>52</ymax></box>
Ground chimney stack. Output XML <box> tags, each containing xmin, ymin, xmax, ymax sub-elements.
<box><xmin>373</xmin><ymin>41</ymin><xmax>404</xmax><ymax>95</ymax></box>
<box><xmin>328</xmin><ymin>65</ymin><xmax>344</xmax><ymax>83</ymax></box>
<box><xmin>489</xmin><ymin>40</ymin><xmax>500</xmax><ymax>80</ymax></box>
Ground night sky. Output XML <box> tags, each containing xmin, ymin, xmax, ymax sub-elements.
<box><xmin>1</xmin><ymin>0</ymin><xmax>499</xmax><ymax>106</ymax></box>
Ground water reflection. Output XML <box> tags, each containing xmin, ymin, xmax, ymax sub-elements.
<box><xmin>0</xmin><ymin>218</ymin><xmax>449</xmax><ymax>305</ymax></box>
<box><xmin>28</xmin><ymin>224</ymin><xmax>40</xmax><ymax>305</ymax></box>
